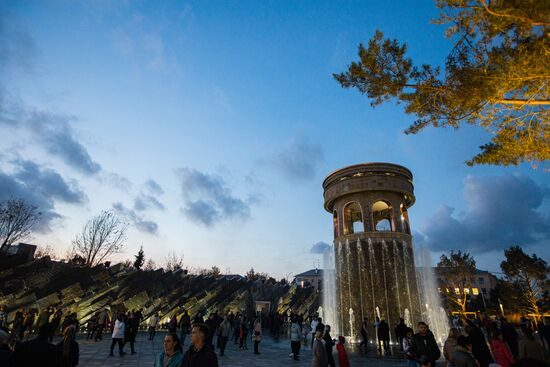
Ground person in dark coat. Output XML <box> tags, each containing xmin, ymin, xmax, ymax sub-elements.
<box><xmin>500</xmin><ymin>317</ymin><xmax>519</xmax><ymax>359</ymax></box>
<box><xmin>205</xmin><ymin>314</ymin><xmax>217</xmax><ymax>349</ymax></box>
<box><xmin>451</xmin><ymin>335</ymin><xmax>477</xmax><ymax>367</ymax></box>
<box><xmin>395</xmin><ymin>318</ymin><xmax>408</xmax><ymax>351</ymax></box>
<box><xmin>377</xmin><ymin>319</ymin><xmax>391</xmax><ymax>355</ymax></box>
<box><xmin>464</xmin><ymin>319</ymin><xmax>494</xmax><ymax>367</ymax></box>
<box><xmin>323</xmin><ymin>325</ymin><xmax>336</xmax><ymax>367</ymax></box>
<box><xmin>411</xmin><ymin>322</ymin><xmax>440</xmax><ymax>367</ymax></box>
<box><xmin>13</xmin><ymin>323</ymin><xmax>57</xmax><ymax>367</ymax></box>
<box><xmin>124</xmin><ymin>312</ymin><xmax>138</xmax><ymax>355</ymax></box>
<box><xmin>182</xmin><ymin>323</ymin><xmax>219</xmax><ymax>367</ymax></box>
<box><xmin>56</xmin><ymin>326</ymin><xmax>79</xmax><ymax>367</ymax></box>
<box><xmin>179</xmin><ymin>310</ymin><xmax>191</xmax><ymax>347</ymax></box>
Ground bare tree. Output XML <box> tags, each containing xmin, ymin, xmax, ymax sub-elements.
<box><xmin>144</xmin><ymin>258</ymin><xmax>156</xmax><ymax>271</ymax></box>
<box><xmin>164</xmin><ymin>251</ymin><xmax>184</xmax><ymax>272</ymax></box>
<box><xmin>35</xmin><ymin>244</ymin><xmax>58</xmax><ymax>260</ymax></box>
<box><xmin>0</xmin><ymin>198</ymin><xmax>41</xmax><ymax>253</ymax></box>
<box><xmin>72</xmin><ymin>210</ymin><xmax>128</xmax><ymax>267</ymax></box>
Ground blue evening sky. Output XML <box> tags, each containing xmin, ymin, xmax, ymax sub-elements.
<box><xmin>1</xmin><ymin>0</ymin><xmax>548</xmax><ymax>278</ymax></box>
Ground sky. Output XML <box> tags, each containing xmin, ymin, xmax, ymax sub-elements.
<box><xmin>1</xmin><ymin>0</ymin><xmax>548</xmax><ymax>278</ymax></box>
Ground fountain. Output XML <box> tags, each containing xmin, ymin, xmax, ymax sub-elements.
<box><xmin>322</xmin><ymin>246</ymin><xmax>339</xmax><ymax>335</ymax></box>
<box><xmin>416</xmin><ymin>245</ymin><xmax>450</xmax><ymax>344</ymax></box>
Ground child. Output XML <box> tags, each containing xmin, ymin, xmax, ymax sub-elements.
<box><xmin>402</xmin><ymin>328</ymin><xmax>417</xmax><ymax>367</ymax></box>
<box><xmin>336</xmin><ymin>336</ymin><xmax>350</xmax><ymax>367</ymax></box>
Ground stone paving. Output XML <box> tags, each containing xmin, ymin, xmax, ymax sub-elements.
<box><xmin>68</xmin><ymin>331</ymin><xmax>408</xmax><ymax>367</ymax></box>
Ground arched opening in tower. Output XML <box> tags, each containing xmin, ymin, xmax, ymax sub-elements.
<box><xmin>343</xmin><ymin>202</ymin><xmax>363</xmax><ymax>234</ymax></box>
<box><xmin>372</xmin><ymin>200</ymin><xmax>393</xmax><ymax>231</ymax></box>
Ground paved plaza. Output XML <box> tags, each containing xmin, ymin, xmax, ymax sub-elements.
<box><xmin>68</xmin><ymin>331</ymin><xmax>407</xmax><ymax>367</ymax></box>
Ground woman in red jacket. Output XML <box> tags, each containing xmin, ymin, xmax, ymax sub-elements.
<box><xmin>491</xmin><ymin>330</ymin><xmax>515</xmax><ymax>367</ymax></box>
<box><xmin>336</xmin><ymin>336</ymin><xmax>350</xmax><ymax>367</ymax></box>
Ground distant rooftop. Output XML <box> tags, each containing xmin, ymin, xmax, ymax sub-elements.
<box><xmin>295</xmin><ymin>269</ymin><xmax>323</xmax><ymax>277</ymax></box>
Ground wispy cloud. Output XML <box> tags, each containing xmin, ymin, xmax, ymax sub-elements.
<box><xmin>271</xmin><ymin>137</ymin><xmax>324</xmax><ymax>181</ymax></box>
<box><xmin>176</xmin><ymin>167</ymin><xmax>251</xmax><ymax>227</ymax></box>
<box><xmin>112</xmin><ymin>202</ymin><xmax>159</xmax><ymax>235</ymax></box>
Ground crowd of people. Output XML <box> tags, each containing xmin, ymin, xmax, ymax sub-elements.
<box><xmin>1</xmin><ymin>304</ymin><xmax>550</xmax><ymax>367</ymax></box>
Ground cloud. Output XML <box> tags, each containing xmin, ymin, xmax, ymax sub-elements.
<box><xmin>272</xmin><ymin>137</ymin><xmax>324</xmax><ymax>181</ymax></box>
<box><xmin>132</xmin><ymin>180</ymin><xmax>165</xmax><ymax>211</ymax></box>
<box><xmin>419</xmin><ymin>174</ymin><xmax>550</xmax><ymax>253</ymax></box>
<box><xmin>0</xmin><ymin>91</ymin><xmax>103</xmax><ymax>175</ymax></box>
<box><xmin>176</xmin><ymin>167</ymin><xmax>251</xmax><ymax>226</ymax></box>
<box><xmin>310</xmin><ymin>241</ymin><xmax>332</xmax><ymax>254</ymax></box>
<box><xmin>144</xmin><ymin>179</ymin><xmax>164</xmax><ymax>195</ymax></box>
<box><xmin>27</xmin><ymin>111</ymin><xmax>102</xmax><ymax>174</ymax></box>
<box><xmin>112</xmin><ymin>202</ymin><xmax>159</xmax><ymax>235</ymax></box>
<box><xmin>13</xmin><ymin>159</ymin><xmax>87</xmax><ymax>204</ymax></box>
<box><xmin>0</xmin><ymin>160</ymin><xmax>87</xmax><ymax>231</ymax></box>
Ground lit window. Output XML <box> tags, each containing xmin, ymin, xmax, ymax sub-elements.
<box><xmin>446</xmin><ymin>288</ymin><xmax>450</xmax><ymax>294</ymax></box>
<box><xmin>454</xmin><ymin>288</ymin><xmax>460</xmax><ymax>295</ymax></box>
<box><xmin>472</xmin><ymin>288</ymin><xmax>479</xmax><ymax>295</ymax></box>
<box><xmin>437</xmin><ymin>287</ymin><xmax>442</xmax><ymax>293</ymax></box>
<box><xmin>464</xmin><ymin>288</ymin><xmax>470</xmax><ymax>294</ymax></box>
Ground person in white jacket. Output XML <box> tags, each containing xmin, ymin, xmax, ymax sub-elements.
<box><xmin>110</xmin><ymin>314</ymin><xmax>126</xmax><ymax>356</ymax></box>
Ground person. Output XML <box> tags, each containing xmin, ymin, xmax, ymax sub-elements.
<box><xmin>402</xmin><ymin>328</ymin><xmax>417</xmax><ymax>367</ymax></box>
<box><xmin>56</xmin><ymin>326</ymin><xmax>79</xmax><ymax>367</ymax></box>
<box><xmin>0</xmin><ymin>306</ymin><xmax>7</xmax><ymax>331</ymax></box>
<box><xmin>359</xmin><ymin>317</ymin><xmax>368</xmax><ymax>350</ymax></box>
<box><xmin>500</xmin><ymin>317</ymin><xmax>519</xmax><ymax>359</ymax></box>
<box><xmin>538</xmin><ymin>317</ymin><xmax>550</xmax><ymax>351</ymax></box>
<box><xmin>232</xmin><ymin>314</ymin><xmax>241</xmax><ymax>345</ymax></box>
<box><xmin>86</xmin><ymin>312</ymin><xmax>97</xmax><ymax>340</ymax></box>
<box><xmin>23</xmin><ymin>308</ymin><xmax>36</xmax><ymax>339</ymax></box>
<box><xmin>37</xmin><ymin>307</ymin><xmax>52</xmax><ymax>331</ymax></box>
<box><xmin>179</xmin><ymin>310</ymin><xmax>191</xmax><ymax>347</ymax></box>
<box><xmin>312</xmin><ymin>330</ymin><xmax>328</xmax><ymax>367</ymax></box>
<box><xmin>193</xmin><ymin>312</ymin><xmax>204</xmax><ymax>325</ymax></box>
<box><xmin>124</xmin><ymin>312</ymin><xmax>138</xmax><ymax>355</ymax></box>
<box><xmin>154</xmin><ymin>333</ymin><xmax>183</xmax><ymax>367</ymax></box>
<box><xmin>109</xmin><ymin>314</ymin><xmax>125</xmax><ymax>357</ymax></box>
<box><xmin>395</xmin><ymin>318</ymin><xmax>408</xmax><ymax>351</ymax></box>
<box><xmin>464</xmin><ymin>319</ymin><xmax>493</xmax><ymax>367</ymax></box>
<box><xmin>411</xmin><ymin>321</ymin><xmax>441</xmax><ymax>367</ymax></box>
<box><xmin>491</xmin><ymin>329</ymin><xmax>515</xmax><ymax>367</ymax></box>
<box><xmin>239</xmin><ymin>316</ymin><xmax>248</xmax><ymax>350</ymax></box>
<box><xmin>377</xmin><ymin>319</ymin><xmax>390</xmax><ymax>355</ymax></box>
<box><xmin>12</xmin><ymin>309</ymin><xmax>24</xmax><ymax>341</ymax></box>
<box><xmin>444</xmin><ymin>327</ymin><xmax>460</xmax><ymax>367</ymax></box>
<box><xmin>13</xmin><ymin>323</ymin><xmax>57</xmax><ymax>367</ymax></box>
<box><xmin>323</xmin><ymin>325</ymin><xmax>336</xmax><ymax>367</ymax></box>
<box><xmin>518</xmin><ymin>327</ymin><xmax>545</xmax><ymax>362</ymax></box>
<box><xmin>182</xmin><ymin>323</ymin><xmax>219</xmax><ymax>367</ymax></box>
<box><xmin>94</xmin><ymin>309</ymin><xmax>108</xmax><ymax>341</ymax></box>
<box><xmin>169</xmin><ymin>313</ymin><xmax>178</xmax><ymax>333</ymax></box>
<box><xmin>336</xmin><ymin>336</ymin><xmax>350</xmax><ymax>367</ymax></box>
<box><xmin>290</xmin><ymin>317</ymin><xmax>302</xmax><ymax>360</ymax></box>
<box><xmin>302</xmin><ymin>320</ymin><xmax>311</xmax><ymax>348</ymax></box>
<box><xmin>253</xmin><ymin>317</ymin><xmax>262</xmax><ymax>355</ymax></box>
<box><xmin>149</xmin><ymin>312</ymin><xmax>160</xmax><ymax>341</ymax></box>
<box><xmin>451</xmin><ymin>335</ymin><xmax>478</xmax><ymax>367</ymax></box>
<box><xmin>311</xmin><ymin>317</ymin><xmax>319</xmax><ymax>348</ymax></box>
<box><xmin>50</xmin><ymin>310</ymin><xmax>62</xmax><ymax>342</ymax></box>
<box><xmin>205</xmin><ymin>314</ymin><xmax>217</xmax><ymax>348</ymax></box>
<box><xmin>218</xmin><ymin>315</ymin><xmax>231</xmax><ymax>357</ymax></box>
<box><xmin>0</xmin><ymin>329</ymin><xmax>11</xmax><ymax>366</ymax></box>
